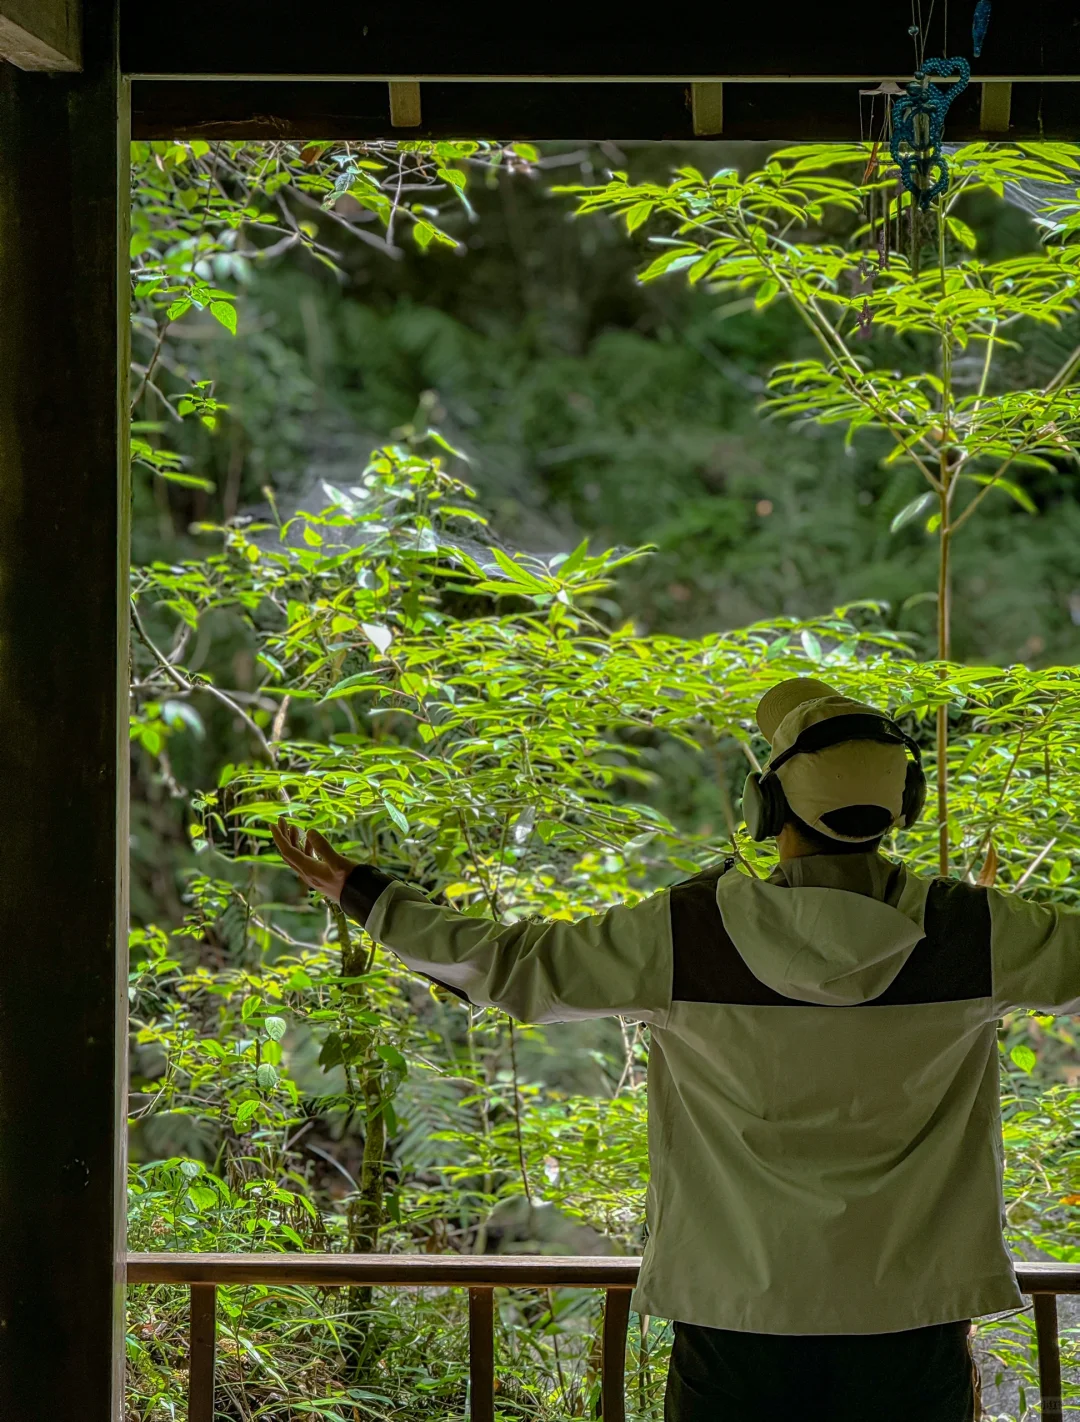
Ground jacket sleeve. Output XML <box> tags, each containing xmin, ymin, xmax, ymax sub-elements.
<box><xmin>990</xmin><ymin>886</ymin><xmax>1080</xmax><ymax>1013</ymax></box>
<box><xmin>340</xmin><ymin>866</ymin><xmax>673</xmax><ymax>1024</ymax></box>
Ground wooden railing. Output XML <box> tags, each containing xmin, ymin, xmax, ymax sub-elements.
<box><xmin>126</xmin><ymin>1254</ymin><xmax>1078</xmax><ymax>1422</ymax></box>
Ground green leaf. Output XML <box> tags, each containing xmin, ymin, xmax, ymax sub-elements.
<box><xmin>1010</xmin><ymin>1044</ymin><xmax>1037</xmax><ymax>1074</ymax></box>
<box><xmin>1050</xmin><ymin>856</ymin><xmax>1071</xmax><ymax>885</ymax></box>
<box><xmin>800</xmin><ymin>630</ymin><xmax>823</xmax><ymax>662</ymax></box>
<box><xmin>263</xmin><ymin>1015</ymin><xmax>287</xmax><ymax>1042</ymax></box>
<box><xmin>624</xmin><ymin>201</ymin><xmax>654</xmax><ymax>233</ymax></box>
<box><xmin>361</xmin><ymin>622</ymin><xmax>394</xmax><ymax>653</ymax></box>
<box><xmin>890</xmin><ymin>493</ymin><xmax>935</xmax><ymax>533</ymax></box>
<box><xmin>235</xmin><ymin>1099</ymin><xmax>260</xmax><ymax>1126</ymax></box>
<box><xmin>318</xmin><ymin>1032</ymin><xmax>344</xmax><ymax>1070</ymax></box>
<box><xmin>946</xmin><ymin>216</ymin><xmax>978</xmax><ymax>250</ymax></box>
<box><xmin>256</xmin><ymin>1063</ymin><xmax>279</xmax><ymax>1090</ymax></box>
<box><xmin>154</xmin><ymin>469</ymin><xmax>215</xmax><ymax>492</ymax></box>
<box><xmin>377</xmin><ymin>1043</ymin><xmax>407</xmax><ymax>1070</ymax></box>
<box><xmin>491</xmin><ymin>547</ymin><xmax>549</xmax><ymax>592</ymax></box>
<box><xmin>161</xmin><ymin>700</ymin><xmax>205</xmax><ymax>738</ymax></box>
<box><xmin>209</xmin><ymin>300</ymin><xmax>237</xmax><ymax>334</ymax></box>
<box><xmin>964</xmin><ymin>474</ymin><xmax>1037</xmax><ymax>514</ymax></box>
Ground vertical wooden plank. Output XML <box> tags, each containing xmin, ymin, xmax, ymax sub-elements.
<box><xmin>601</xmin><ymin>1288</ymin><xmax>631</xmax><ymax>1422</ymax></box>
<box><xmin>189</xmin><ymin>1284</ymin><xmax>217</xmax><ymax>1422</ymax></box>
<box><xmin>389</xmin><ymin>80</ymin><xmax>421</xmax><ymax>127</ymax></box>
<box><xmin>980</xmin><ymin>81</ymin><xmax>1012</xmax><ymax>133</ymax></box>
<box><xmin>1033</xmin><ymin>1293</ymin><xmax>1063</xmax><ymax>1422</ymax></box>
<box><xmin>691</xmin><ymin>81</ymin><xmax>723</xmax><ymax>136</ymax></box>
<box><xmin>0</xmin><ymin>2</ymin><xmax>130</xmax><ymax>1420</ymax></box>
<box><xmin>468</xmin><ymin>1287</ymin><xmax>495</xmax><ymax>1422</ymax></box>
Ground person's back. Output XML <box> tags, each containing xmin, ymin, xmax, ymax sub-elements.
<box><xmin>643</xmin><ymin>852</ymin><xmax>1012</xmax><ymax>1338</ymax></box>
<box><xmin>273</xmin><ymin>677</ymin><xmax>1080</xmax><ymax>1421</ymax></box>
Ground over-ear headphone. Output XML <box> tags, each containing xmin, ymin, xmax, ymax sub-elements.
<box><xmin>741</xmin><ymin>712</ymin><xmax>926</xmax><ymax>843</ymax></box>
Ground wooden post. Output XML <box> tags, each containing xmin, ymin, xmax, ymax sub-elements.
<box><xmin>691</xmin><ymin>81</ymin><xmax>724</xmax><ymax>136</ymax></box>
<box><xmin>468</xmin><ymin>1287</ymin><xmax>495</xmax><ymax>1422</ymax></box>
<box><xmin>601</xmin><ymin>1288</ymin><xmax>632</xmax><ymax>1421</ymax></box>
<box><xmin>0</xmin><ymin>2</ymin><xmax>130</xmax><ymax>1419</ymax></box>
<box><xmin>389</xmin><ymin>79</ymin><xmax>421</xmax><ymax>127</ymax></box>
<box><xmin>1033</xmin><ymin>1293</ymin><xmax>1063</xmax><ymax>1422</ymax></box>
<box><xmin>980</xmin><ymin>81</ymin><xmax>1012</xmax><ymax>133</ymax></box>
<box><xmin>189</xmin><ymin>1284</ymin><xmax>218</xmax><ymax>1422</ymax></box>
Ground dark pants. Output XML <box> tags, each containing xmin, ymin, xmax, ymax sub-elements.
<box><xmin>665</xmin><ymin>1319</ymin><xmax>976</xmax><ymax>1422</ymax></box>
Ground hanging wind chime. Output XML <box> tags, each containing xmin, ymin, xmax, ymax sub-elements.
<box><xmin>879</xmin><ymin>1</ymin><xmax>992</xmax><ymax>274</ymax></box>
<box><xmin>854</xmin><ymin>4</ymin><xmax>992</xmax><ymax>318</ymax></box>
<box><xmin>890</xmin><ymin>56</ymin><xmax>971</xmax><ymax>215</ymax></box>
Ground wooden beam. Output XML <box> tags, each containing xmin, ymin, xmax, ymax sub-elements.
<box><xmin>691</xmin><ymin>81</ymin><xmax>723</xmax><ymax>136</ymax></box>
<box><xmin>0</xmin><ymin>2</ymin><xmax>128</xmax><ymax>1418</ymax></box>
<box><xmin>388</xmin><ymin>78</ymin><xmax>420</xmax><ymax>127</ymax></box>
<box><xmin>0</xmin><ymin>0</ymin><xmax>80</xmax><ymax>70</ymax></box>
<box><xmin>120</xmin><ymin>1</ymin><xmax>1080</xmax><ymax>81</ymax></box>
<box><xmin>131</xmin><ymin>77</ymin><xmax>1080</xmax><ymax>143</ymax></box>
<box><xmin>980</xmin><ymin>81</ymin><xmax>1013</xmax><ymax>132</ymax></box>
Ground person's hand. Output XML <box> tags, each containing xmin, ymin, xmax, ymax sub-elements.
<box><xmin>271</xmin><ymin>818</ymin><xmax>356</xmax><ymax>904</ymax></box>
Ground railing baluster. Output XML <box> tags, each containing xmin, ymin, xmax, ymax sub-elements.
<box><xmin>468</xmin><ymin>1286</ymin><xmax>495</xmax><ymax>1422</ymax></box>
<box><xmin>1033</xmin><ymin>1292</ymin><xmax>1063</xmax><ymax>1422</ymax></box>
<box><xmin>189</xmin><ymin>1282</ymin><xmax>217</xmax><ymax>1422</ymax></box>
<box><xmin>601</xmin><ymin>1287</ymin><xmax>631</xmax><ymax>1422</ymax></box>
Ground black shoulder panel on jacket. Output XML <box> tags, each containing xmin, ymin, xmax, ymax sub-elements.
<box><xmin>872</xmin><ymin>879</ymin><xmax>992</xmax><ymax>1005</ymax></box>
<box><xmin>670</xmin><ymin>871</ymin><xmax>992</xmax><ymax>1008</ymax></box>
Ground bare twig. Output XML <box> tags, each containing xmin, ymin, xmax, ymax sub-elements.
<box><xmin>130</xmin><ymin>598</ymin><xmax>277</xmax><ymax>763</ymax></box>
<box><xmin>1015</xmin><ymin>838</ymin><xmax>1059</xmax><ymax>891</ymax></box>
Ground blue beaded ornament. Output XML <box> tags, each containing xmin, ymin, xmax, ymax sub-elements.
<box><xmin>890</xmin><ymin>56</ymin><xmax>971</xmax><ymax>210</ymax></box>
<box><xmin>972</xmin><ymin>1</ymin><xmax>992</xmax><ymax>58</ymax></box>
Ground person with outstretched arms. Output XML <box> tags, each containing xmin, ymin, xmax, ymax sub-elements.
<box><xmin>273</xmin><ymin>677</ymin><xmax>1080</xmax><ymax>1422</ymax></box>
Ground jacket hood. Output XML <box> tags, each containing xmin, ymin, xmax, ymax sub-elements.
<box><xmin>714</xmin><ymin>859</ymin><xmax>928</xmax><ymax>1006</ymax></box>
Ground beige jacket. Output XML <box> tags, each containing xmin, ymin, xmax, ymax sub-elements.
<box><xmin>344</xmin><ymin>852</ymin><xmax>1080</xmax><ymax>1334</ymax></box>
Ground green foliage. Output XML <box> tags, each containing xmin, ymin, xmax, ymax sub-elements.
<box><xmin>125</xmin><ymin>139</ymin><xmax>1080</xmax><ymax>1420</ymax></box>
<box><xmin>130</xmin><ymin>137</ymin><xmax>530</xmax><ymax>490</ymax></box>
<box><xmin>561</xmin><ymin>140</ymin><xmax>1080</xmax><ymax>880</ymax></box>
<box><xmin>127</xmin><ymin>439</ymin><xmax>1080</xmax><ymax>1417</ymax></box>
<box><xmin>559</xmin><ymin>142</ymin><xmax>1080</xmax><ymax>579</ymax></box>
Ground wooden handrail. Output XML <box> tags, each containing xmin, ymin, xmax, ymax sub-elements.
<box><xmin>126</xmin><ymin>1254</ymin><xmax>1080</xmax><ymax>1421</ymax></box>
<box><xmin>126</xmin><ymin>1251</ymin><xmax>641</xmax><ymax>1286</ymax></box>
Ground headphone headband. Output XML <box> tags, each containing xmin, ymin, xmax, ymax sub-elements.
<box><xmin>764</xmin><ymin>712</ymin><xmax>921</xmax><ymax>779</ymax></box>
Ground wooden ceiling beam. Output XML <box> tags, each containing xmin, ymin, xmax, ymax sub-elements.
<box><xmin>131</xmin><ymin>78</ymin><xmax>1080</xmax><ymax>144</ymax></box>
<box><xmin>0</xmin><ymin>0</ymin><xmax>80</xmax><ymax>70</ymax></box>
<box><xmin>120</xmin><ymin>1</ymin><xmax>1080</xmax><ymax>82</ymax></box>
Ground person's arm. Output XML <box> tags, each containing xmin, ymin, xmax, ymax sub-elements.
<box><xmin>990</xmin><ymin>886</ymin><xmax>1080</xmax><ymax>1014</ymax></box>
<box><xmin>270</xmin><ymin>820</ymin><xmax>672</xmax><ymax>1024</ymax></box>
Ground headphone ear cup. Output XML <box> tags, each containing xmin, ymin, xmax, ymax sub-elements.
<box><xmin>742</xmin><ymin>772</ymin><xmax>789</xmax><ymax>841</ymax></box>
<box><xmin>742</xmin><ymin>773</ymin><xmax>767</xmax><ymax>841</ymax></box>
<box><xmin>901</xmin><ymin>759</ymin><xmax>927</xmax><ymax>829</ymax></box>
